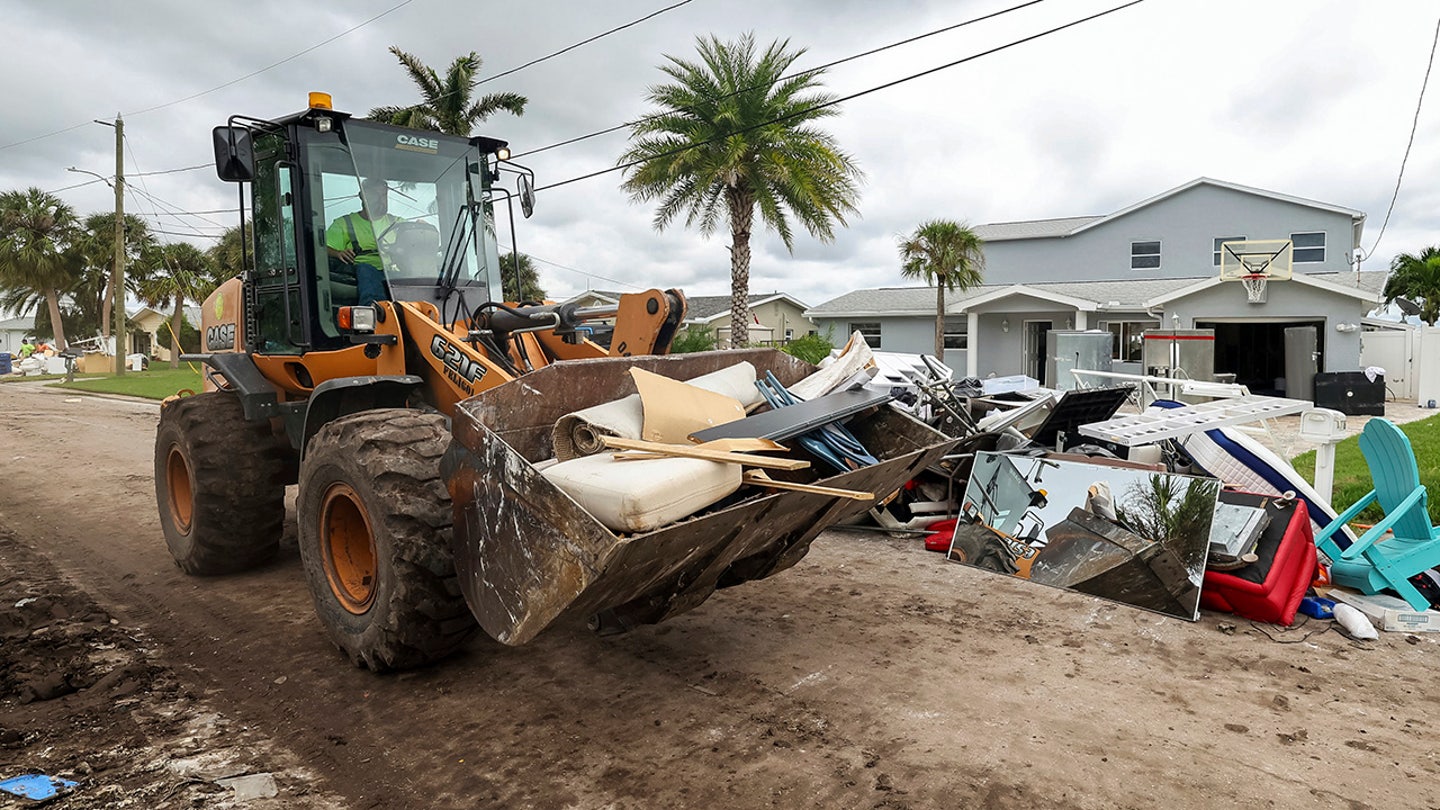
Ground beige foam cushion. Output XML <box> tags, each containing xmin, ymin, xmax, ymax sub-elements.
<box><xmin>541</xmin><ymin>453</ymin><xmax>741</xmax><ymax>534</ymax></box>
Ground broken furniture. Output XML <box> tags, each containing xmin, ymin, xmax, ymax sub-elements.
<box><xmin>952</xmin><ymin>451</ymin><xmax>1219</xmax><ymax>620</ymax></box>
<box><xmin>1200</xmin><ymin>492</ymin><xmax>1317</xmax><ymax>626</ymax></box>
<box><xmin>1077</xmin><ymin>394</ymin><xmax>1311</xmax><ymax>447</ymax></box>
<box><xmin>1313</xmin><ymin>418</ymin><xmax>1440</xmax><ymax>611</ymax></box>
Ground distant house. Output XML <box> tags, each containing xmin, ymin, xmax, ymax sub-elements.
<box><xmin>807</xmin><ymin>178</ymin><xmax>1383</xmax><ymax>393</ymax></box>
<box><xmin>0</xmin><ymin>309</ymin><xmax>35</xmax><ymax>354</ymax></box>
<box><xmin>560</xmin><ymin>290</ymin><xmax>816</xmax><ymax>349</ymax></box>
<box><xmin>131</xmin><ymin>305</ymin><xmax>201</xmax><ymax>361</ymax></box>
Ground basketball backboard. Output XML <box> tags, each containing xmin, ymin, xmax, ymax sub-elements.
<box><xmin>1219</xmin><ymin>239</ymin><xmax>1292</xmax><ymax>304</ymax></box>
<box><xmin>1219</xmin><ymin>239</ymin><xmax>1293</xmax><ymax>281</ymax></box>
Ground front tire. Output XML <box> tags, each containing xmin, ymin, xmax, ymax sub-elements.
<box><xmin>154</xmin><ymin>391</ymin><xmax>290</xmax><ymax>574</ymax></box>
<box><xmin>297</xmin><ymin>410</ymin><xmax>475</xmax><ymax>672</ymax></box>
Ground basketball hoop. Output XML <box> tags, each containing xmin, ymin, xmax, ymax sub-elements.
<box><xmin>1240</xmin><ymin>273</ymin><xmax>1268</xmax><ymax>304</ymax></box>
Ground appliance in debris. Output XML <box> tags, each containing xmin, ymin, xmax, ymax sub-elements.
<box><xmin>1047</xmin><ymin>330</ymin><xmax>1113</xmax><ymax>392</ymax></box>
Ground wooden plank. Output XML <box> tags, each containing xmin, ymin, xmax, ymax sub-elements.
<box><xmin>742</xmin><ymin>471</ymin><xmax>874</xmax><ymax>501</ymax></box>
<box><xmin>599</xmin><ymin>436</ymin><xmax>810</xmax><ymax>471</ymax></box>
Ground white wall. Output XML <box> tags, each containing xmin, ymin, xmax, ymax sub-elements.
<box><xmin>1418</xmin><ymin>327</ymin><xmax>1440</xmax><ymax>407</ymax></box>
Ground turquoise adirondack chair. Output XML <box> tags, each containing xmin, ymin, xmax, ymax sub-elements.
<box><xmin>1314</xmin><ymin>419</ymin><xmax>1440</xmax><ymax>611</ymax></box>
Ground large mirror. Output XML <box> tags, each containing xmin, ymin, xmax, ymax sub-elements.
<box><xmin>951</xmin><ymin>452</ymin><xmax>1219</xmax><ymax>620</ymax></box>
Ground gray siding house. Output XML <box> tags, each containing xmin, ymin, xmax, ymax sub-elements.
<box><xmin>808</xmin><ymin>178</ymin><xmax>1383</xmax><ymax>392</ymax></box>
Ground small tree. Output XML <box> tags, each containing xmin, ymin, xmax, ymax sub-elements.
<box><xmin>668</xmin><ymin>325</ymin><xmax>718</xmax><ymax>354</ymax></box>
<box><xmin>1384</xmin><ymin>246</ymin><xmax>1440</xmax><ymax>325</ymax></box>
<box><xmin>499</xmin><ymin>252</ymin><xmax>546</xmax><ymax>302</ymax></box>
<box><xmin>898</xmin><ymin>220</ymin><xmax>985</xmax><ymax>358</ymax></box>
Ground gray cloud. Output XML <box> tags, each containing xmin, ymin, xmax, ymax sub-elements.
<box><xmin>3</xmin><ymin>0</ymin><xmax>1437</xmax><ymax>307</ymax></box>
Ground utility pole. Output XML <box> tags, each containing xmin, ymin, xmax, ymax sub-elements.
<box><xmin>112</xmin><ymin>114</ymin><xmax>126</xmax><ymax>376</ymax></box>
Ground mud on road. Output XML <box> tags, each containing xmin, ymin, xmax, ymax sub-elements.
<box><xmin>1</xmin><ymin>382</ymin><xmax>1437</xmax><ymax>809</ymax></box>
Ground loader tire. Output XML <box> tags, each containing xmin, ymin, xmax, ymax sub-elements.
<box><xmin>297</xmin><ymin>409</ymin><xmax>475</xmax><ymax>672</ymax></box>
<box><xmin>155</xmin><ymin>391</ymin><xmax>290</xmax><ymax>575</ymax></box>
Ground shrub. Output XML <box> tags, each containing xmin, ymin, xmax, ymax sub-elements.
<box><xmin>781</xmin><ymin>332</ymin><xmax>833</xmax><ymax>365</ymax></box>
<box><xmin>669</xmin><ymin>325</ymin><xmax>718</xmax><ymax>354</ymax></box>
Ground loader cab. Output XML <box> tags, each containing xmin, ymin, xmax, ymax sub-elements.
<box><xmin>213</xmin><ymin>98</ymin><xmax>514</xmax><ymax>355</ymax></box>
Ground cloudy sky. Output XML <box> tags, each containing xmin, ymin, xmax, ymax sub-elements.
<box><xmin>3</xmin><ymin>0</ymin><xmax>1437</xmax><ymax>308</ymax></box>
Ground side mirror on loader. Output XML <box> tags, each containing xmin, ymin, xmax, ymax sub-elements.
<box><xmin>213</xmin><ymin>126</ymin><xmax>256</xmax><ymax>182</ymax></box>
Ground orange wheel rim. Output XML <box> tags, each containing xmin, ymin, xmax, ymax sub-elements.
<box><xmin>320</xmin><ymin>483</ymin><xmax>377</xmax><ymax>614</ymax></box>
<box><xmin>165</xmin><ymin>446</ymin><xmax>194</xmax><ymax>533</ymax></box>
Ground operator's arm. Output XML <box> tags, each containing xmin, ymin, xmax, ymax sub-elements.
<box><xmin>325</xmin><ymin>217</ymin><xmax>356</xmax><ymax>264</ymax></box>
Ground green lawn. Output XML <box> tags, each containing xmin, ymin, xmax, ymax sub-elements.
<box><xmin>51</xmin><ymin>366</ymin><xmax>204</xmax><ymax>401</ymax></box>
<box><xmin>1291</xmin><ymin>412</ymin><xmax>1440</xmax><ymax>524</ymax></box>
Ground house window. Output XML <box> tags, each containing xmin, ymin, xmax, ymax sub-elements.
<box><xmin>1291</xmin><ymin>231</ymin><xmax>1325</xmax><ymax>263</ymax></box>
<box><xmin>1214</xmin><ymin>235</ymin><xmax>1247</xmax><ymax>266</ymax></box>
<box><xmin>1102</xmin><ymin>320</ymin><xmax>1158</xmax><ymax>363</ymax></box>
<box><xmin>850</xmin><ymin>322</ymin><xmax>881</xmax><ymax>348</ymax></box>
<box><xmin>784</xmin><ymin>328</ymin><xmax>794</xmax><ymax>341</ymax></box>
<box><xmin>1131</xmin><ymin>241</ymin><xmax>1161</xmax><ymax>269</ymax></box>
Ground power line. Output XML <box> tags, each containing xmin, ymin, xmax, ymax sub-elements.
<box><xmin>129</xmin><ymin>185</ymin><xmax>231</xmax><ymax>230</ymax></box>
<box><xmin>480</xmin><ymin>0</ymin><xmax>698</xmax><ymax>87</ymax></box>
<box><xmin>46</xmin><ymin>177</ymin><xmax>109</xmax><ymax>194</ymax></box>
<box><xmin>132</xmin><ymin>163</ymin><xmax>209</xmax><ymax>178</ymax></box>
<box><xmin>536</xmin><ymin>0</ymin><xmax>1147</xmax><ymax>193</ymax></box>
<box><xmin>525</xmin><ymin>253</ymin><xmax>647</xmax><ymax>291</ymax></box>
<box><xmin>1362</xmin><ymin>12</ymin><xmax>1440</xmax><ymax>265</ymax></box>
<box><xmin>0</xmin><ymin>0</ymin><xmax>417</xmax><ymax>151</ymax></box>
<box><xmin>514</xmin><ymin>0</ymin><xmax>1047</xmax><ymax>159</ymax></box>
<box><xmin>376</xmin><ymin>0</ymin><xmax>698</xmax><ymax>121</ymax></box>
<box><xmin>149</xmin><ymin>228</ymin><xmax>224</xmax><ymax>239</ymax></box>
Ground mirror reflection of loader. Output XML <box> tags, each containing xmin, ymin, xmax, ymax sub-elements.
<box><xmin>154</xmin><ymin>95</ymin><xmax>956</xmax><ymax>671</ymax></box>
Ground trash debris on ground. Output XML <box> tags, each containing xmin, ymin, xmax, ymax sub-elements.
<box><xmin>0</xmin><ymin>773</ymin><xmax>78</xmax><ymax>803</ymax></box>
<box><xmin>215</xmin><ymin>772</ymin><xmax>279</xmax><ymax>801</ymax></box>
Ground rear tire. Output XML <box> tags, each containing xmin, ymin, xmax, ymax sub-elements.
<box><xmin>154</xmin><ymin>391</ymin><xmax>290</xmax><ymax>574</ymax></box>
<box><xmin>297</xmin><ymin>410</ymin><xmax>475</xmax><ymax>672</ymax></box>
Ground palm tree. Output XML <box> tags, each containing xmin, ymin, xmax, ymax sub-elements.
<box><xmin>898</xmin><ymin>219</ymin><xmax>986</xmax><ymax>358</ymax></box>
<box><xmin>138</xmin><ymin>242</ymin><xmax>211</xmax><ymax>368</ymax></box>
<box><xmin>75</xmin><ymin>212</ymin><xmax>154</xmax><ymax>342</ymax></box>
<box><xmin>368</xmin><ymin>47</ymin><xmax>527</xmax><ymax>136</ymax></box>
<box><xmin>1384</xmin><ymin>246</ymin><xmax>1440</xmax><ymax>325</ymax></box>
<box><xmin>0</xmin><ymin>187</ymin><xmax>82</xmax><ymax>348</ymax></box>
<box><xmin>620</xmin><ymin>33</ymin><xmax>864</xmax><ymax>347</ymax></box>
<box><xmin>209</xmin><ymin>223</ymin><xmax>253</xmax><ymax>280</ymax></box>
<box><xmin>499</xmin><ymin>252</ymin><xmax>546</xmax><ymax>302</ymax></box>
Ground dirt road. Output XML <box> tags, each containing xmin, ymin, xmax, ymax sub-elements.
<box><xmin>2</xmin><ymin>382</ymin><xmax>1437</xmax><ymax>809</ymax></box>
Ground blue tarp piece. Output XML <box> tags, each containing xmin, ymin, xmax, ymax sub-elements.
<box><xmin>0</xmin><ymin>773</ymin><xmax>79</xmax><ymax>802</ymax></box>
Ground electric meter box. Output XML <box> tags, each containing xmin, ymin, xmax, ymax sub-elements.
<box><xmin>1298</xmin><ymin>408</ymin><xmax>1347</xmax><ymax>442</ymax></box>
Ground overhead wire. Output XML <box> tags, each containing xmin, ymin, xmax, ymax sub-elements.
<box><xmin>535</xmin><ymin>0</ymin><xmax>1148</xmax><ymax>193</ymax></box>
<box><xmin>1360</xmin><ymin>12</ymin><xmax>1440</xmax><ymax>266</ymax></box>
<box><xmin>478</xmin><ymin>0</ymin><xmax>697</xmax><ymax>87</ymax></box>
<box><xmin>526</xmin><ymin>254</ymin><xmax>647</xmax><ymax>291</ymax></box>
<box><xmin>0</xmin><ymin>0</ymin><xmax>418</xmax><ymax>151</ymax></box>
<box><xmin>377</xmin><ymin>0</ymin><xmax>700</xmax><ymax>121</ymax></box>
<box><xmin>514</xmin><ymin>0</ymin><xmax>1048</xmax><ymax>159</ymax></box>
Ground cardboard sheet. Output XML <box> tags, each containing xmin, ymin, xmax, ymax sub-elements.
<box><xmin>629</xmin><ymin>368</ymin><xmax>745</xmax><ymax>444</ymax></box>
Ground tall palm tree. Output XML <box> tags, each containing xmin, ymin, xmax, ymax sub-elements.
<box><xmin>138</xmin><ymin>242</ymin><xmax>211</xmax><ymax>368</ymax></box>
<box><xmin>898</xmin><ymin>219</ymin><xmax>986</xmax><ymax>358</ymax></box>
<box><xmin>620</xmin><ymin>33</ymin><xmax>864</xmax><ymax>347</ymax></box>
<box><xmin>75</xmin><ymin>212</ymin><xmax>154</xmax><ymax>342</ymax></box>
<box><xmin>1384</xmin><ymin>246</ymin><xmax>1440</xmax><ymax>325</ymax></box>
<box><xmin>368</xmin><ymin>47</ymin><xmax>527</xmax><ymax>136</ymax></box>
<box><xmin>0</xmin><ymin>187</ymin><xmax>82</xmax><ymax>348</ymax></box>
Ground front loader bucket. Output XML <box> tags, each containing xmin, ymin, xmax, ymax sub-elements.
<box><xmin>442</xmin><ymin>349</ymin><xmax>958</xmax><ymax>646</ymax></box>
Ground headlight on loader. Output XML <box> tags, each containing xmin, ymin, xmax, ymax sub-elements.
<box><xmin>337</xmin><ymin>306</ymin><xmax>376</xmax><ymax>332</ymax></box>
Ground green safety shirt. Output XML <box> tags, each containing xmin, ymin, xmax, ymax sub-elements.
<box><xmin>325</xmin><ymin>212</ymin><xmax>399</xmax><ymax>270</ymax></box>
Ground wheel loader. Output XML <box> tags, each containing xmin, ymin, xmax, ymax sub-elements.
<box><xmin>156</xmin><ymin>94</ymin><xmax>956</xmax><ymax>672</ymax></box>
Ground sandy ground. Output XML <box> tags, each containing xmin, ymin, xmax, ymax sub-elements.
<box><xmin>1</xmin><ymin>382</ymin><xmax>1437</xmax><ymax>809</ymax></box>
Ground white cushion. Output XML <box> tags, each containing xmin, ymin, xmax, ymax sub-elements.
<box><xmin>541</xmin><ymin>453</ymin><xmax>741</xmax><ymax>533</ymax></box>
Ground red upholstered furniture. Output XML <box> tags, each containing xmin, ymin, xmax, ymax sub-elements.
<box><xmin>1201</xmin><ymin>493</ymin><xmax>1318</xmax><ymax>626</ymax></box>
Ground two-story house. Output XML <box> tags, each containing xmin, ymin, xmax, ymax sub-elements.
<box><xmin>807</xmin><ymin>178</ymin><xmax>1384</xmax><ymax>392</ymax></box>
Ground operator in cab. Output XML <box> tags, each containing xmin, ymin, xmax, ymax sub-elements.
<box><xmin>326</xmin><ymin>177</ymin><xmax>399</xmax><ymax>306</ymax></box>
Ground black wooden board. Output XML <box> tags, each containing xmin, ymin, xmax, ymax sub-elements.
<box><xmin>688</xmin><ymin>388</ymin><xmax>894</xmax><ymax>442</ymax></box>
